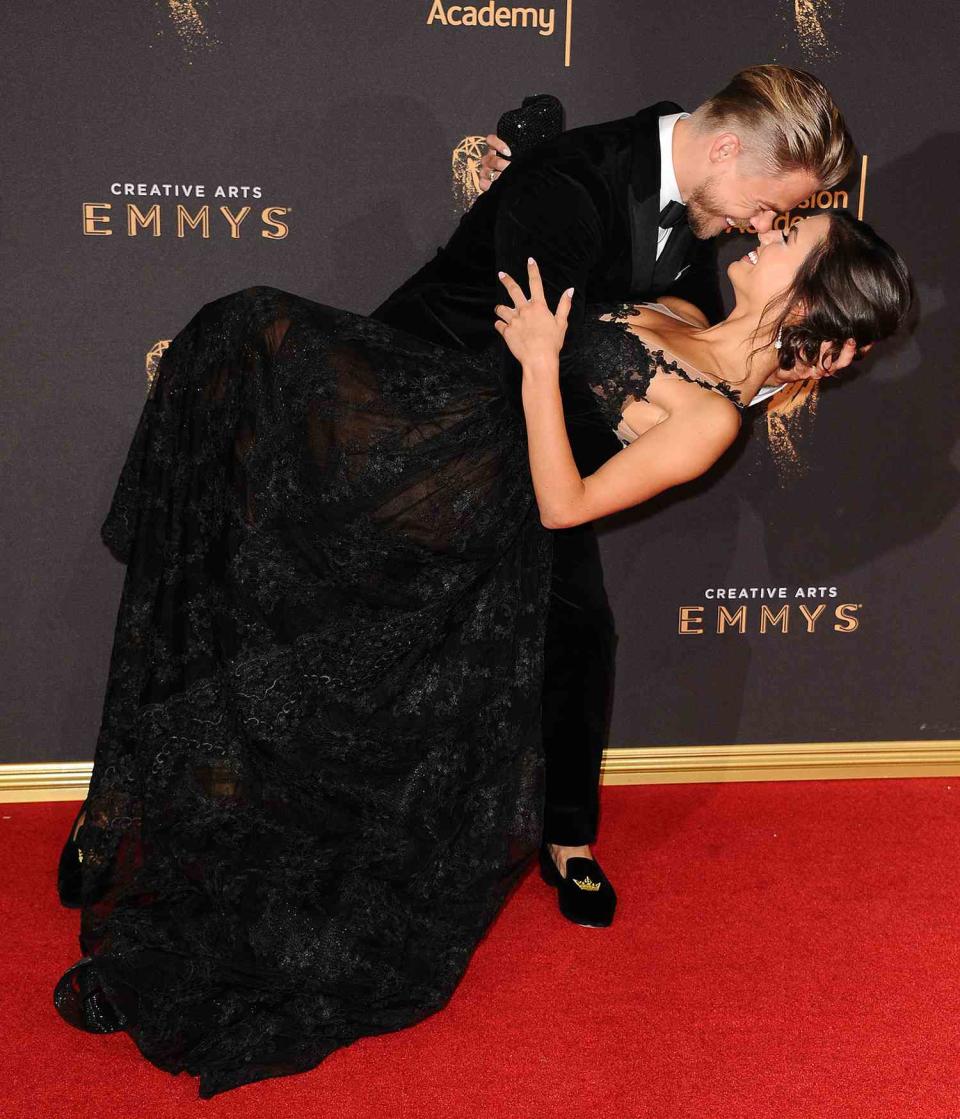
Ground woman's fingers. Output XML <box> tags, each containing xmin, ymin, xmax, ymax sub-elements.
<box><xmin>497</xmin><ymin>259</ymin><xmax>548</xmax><ymax>305</ymax></box>
<box><xmin>498</xmin><ymin>262</ymin><xmax>572</xmax><ymax>326</ymax></box>
<box><xmin>497</xmin><ymin>270</ymin><xmax>528</xmax><ymax>306</ymax></box>
<box><xmin>494</xmin><ymin>303</ymin><xmax>517</xmax><ymax>323</ymax></box>
<box><xmin>526</xmin><ymin>257</ymin><xmax>546</xmax><ymax>303</ymax></box>
<box><xmin>555</xmin><ymin>287</ymin><xmax>575</xmax><ymax>329</ymax></box>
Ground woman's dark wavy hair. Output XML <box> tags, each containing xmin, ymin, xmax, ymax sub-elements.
<box><xmin>755</xmin><ymin>209</ymin><xmax>913</xmax><ymax>372</ymax></box>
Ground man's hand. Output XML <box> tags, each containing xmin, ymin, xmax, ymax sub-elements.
<box><xmin>479</xmin><ymin>134</ymin><xmax>512</xmax><ymax>191</ymax></box>
<box><xmin>794</xmin><ymin>337</ymin><xmax>860</xmax><ymax>379</ymax></box>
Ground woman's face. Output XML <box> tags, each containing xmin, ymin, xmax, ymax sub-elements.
<box><xmin>728</xmin><ymin>212</ymin><xmax>831</xmax><ymax>308</ymax></box>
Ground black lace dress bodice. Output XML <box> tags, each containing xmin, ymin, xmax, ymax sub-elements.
<box><xmin>578</xmin><ymin>300</ymin><xmax>745</xmax><ymax>444</ymax></box>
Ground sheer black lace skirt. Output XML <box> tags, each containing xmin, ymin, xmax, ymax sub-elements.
<box><xmin>59</xmin><ymin>286</ymin><xmax>550</xmax><ymax>1097</ymax></box>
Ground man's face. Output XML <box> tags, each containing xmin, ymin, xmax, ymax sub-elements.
<box><xmin>684</xmin><ymin>160</ymin><xmax>821</xmax><ymax>240</ymax></box>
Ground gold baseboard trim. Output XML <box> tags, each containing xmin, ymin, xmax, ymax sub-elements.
<box><xmin>0</xmin><ymin>762</ymin><xmax>97</xmax><ymax>802</ymax></box>
<box><xmin>599</xmin><ymin>740</ymin><xmax>960</xmax><ymax>785</ymax></box>
<box><xmin>1</xmin><ymin>741</ymin><xmax>957</xmax><ymax>802</ymax></box>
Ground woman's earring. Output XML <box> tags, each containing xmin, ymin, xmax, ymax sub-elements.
<box><xmin>774</xmin><ymin>326</ymin><xmax>783</xmax><ymax>350</ymax></box>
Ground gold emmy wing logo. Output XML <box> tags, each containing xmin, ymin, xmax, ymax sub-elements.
<box><xmin>451</xmin><ymin>136</ymin><xmax>488</xmax><ymax>212</ymax></box>
<box><xmin>763</xmin><ymin>379</ymin><xmax>821</xmax><ymax>473</ymax></box>
<box><xmin>146</xmin><ymin>339</ymin><xmax>171</xmax><ymax>389</ymax></box>
<box><xmin>787</xmin><ymin>0</ymin><xmax>839</xmax><ymax>62</ymax></box>
<box><xmin>164</xmin><ymin>0</ymin><xmax>219</xmax><ymax>55</ymax></box>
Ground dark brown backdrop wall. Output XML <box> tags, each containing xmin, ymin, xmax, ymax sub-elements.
<box><xmin>1</xmin><ymin>1</ymin><xmax>956</xmax><ymax>763</ymax></box>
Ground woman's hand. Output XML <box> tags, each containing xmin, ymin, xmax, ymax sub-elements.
<box><xmin>494</xmin><ymin>258</ymin><xmax>573</xmax><ymax>370</ymax></box>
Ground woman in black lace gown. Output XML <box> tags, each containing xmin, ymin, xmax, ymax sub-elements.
<box><xmin>53</xmin><ymin>211</ymin><xmax>909</xmax><ymax>1097</ymax></box>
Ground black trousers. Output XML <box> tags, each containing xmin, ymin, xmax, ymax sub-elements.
<box><xmin>541</xmin><ymin>521</ymin><xmax>616</xmax><ymax>846</ymax></box>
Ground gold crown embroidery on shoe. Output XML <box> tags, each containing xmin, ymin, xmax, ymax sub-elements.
<box><xmin>572</xmin><ymin>875</ymin><xmax>602</xmax><ymax>891</ymax></box>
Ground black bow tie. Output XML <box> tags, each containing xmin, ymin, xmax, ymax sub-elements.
<box><xmin>658</xmin><ymin>199</ymin><xmax>687</xmax><ymax>229</ymax></box>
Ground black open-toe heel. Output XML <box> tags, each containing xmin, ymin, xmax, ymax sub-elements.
<box><xmin>52</xmin><ymin>957</ymin><xmax>127</xmax><ymax>1033</ymax></box>
<box><xmin>56</xmin><ymin>800</ymin><xmax>87</xmax><ymax>908</ymax></box>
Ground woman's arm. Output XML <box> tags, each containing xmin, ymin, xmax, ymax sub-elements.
<box><xmin>521</xmin><ymin>362</ymin><xmax>739</xmax><ymax>527</ymax></box>
<box><xmin>495</xmin><ymin>261</ymin><xmax>740</xmax><ymax>529</ymax></box>
<box><xmin>528</xmin><ymin>371</ymin><xmax>738</xmax><ymax>528</ymax></box>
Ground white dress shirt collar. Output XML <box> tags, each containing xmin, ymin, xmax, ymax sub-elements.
<box><xmin>655</xmin><ymin>111</ymin><xmax>690</xmax><ymax>258</ymax></box>
<box><xmin>658</xmin><ymin>111</ymin><xmax>689</xmax><ymax>214</ymax></box>
<box><xmin>751</xmin><ymin>382</ymin><xmax>790</xmax><ymax>405</ymax></box>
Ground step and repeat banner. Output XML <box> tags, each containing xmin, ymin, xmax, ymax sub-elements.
<box><xmin>1</xmin><ymin>1</ymin><xmax>956</xmax><ymax>762</ymax></box>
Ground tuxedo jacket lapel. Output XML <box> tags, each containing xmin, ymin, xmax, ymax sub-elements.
<box><xmin>652</xmin><ymin>222</ymin><xmax>693</xmax><ymax>288</ymax></box>
<box><xmin>626</xmin><ymin>100</ymin><xmax>683</xmax><ymax>298</ymax></box>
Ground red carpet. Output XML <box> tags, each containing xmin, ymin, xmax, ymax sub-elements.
<box><xmin>3</xmin><ymin>779</ymin><xmax>958</xmax><ymax>1117</ymax></box>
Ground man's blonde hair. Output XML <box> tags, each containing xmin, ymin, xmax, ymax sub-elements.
<box><xmin>691</xmin><ymin>65</ymin><xmax>854</xmax><ymax>188</ymax></box>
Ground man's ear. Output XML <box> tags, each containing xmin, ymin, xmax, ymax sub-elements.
<box><xmin>708</xmin><ymin>131</ymin><xmax>742</xmax><ymax>165</ymax></box>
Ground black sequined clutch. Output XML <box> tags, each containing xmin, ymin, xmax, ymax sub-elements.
<box><xmin>496</xmin><ymin>94</ymin><xmax>564</xmax><ymax>157</ymax></box>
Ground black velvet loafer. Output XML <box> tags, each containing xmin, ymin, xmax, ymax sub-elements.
<box><xmin>538</xmin><ymin>843</ymin><xmax>617</xmax><ymax>928</ymax></box>
<box><xmin>53</xmin><ymin>957</ymin><xmax>128</xmax><ymax>1033</ymax></box>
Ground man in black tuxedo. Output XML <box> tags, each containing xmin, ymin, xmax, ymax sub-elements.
<box><xmin>370</xmin><ymin>65</ymin><xmax>855</xmax><ymax>927</ymax></box>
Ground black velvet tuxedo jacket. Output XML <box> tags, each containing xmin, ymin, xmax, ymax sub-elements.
<box><xmin>371</xmin><ymin>101</ymin><xmax>724</xmax><ymax>475</ymax></box>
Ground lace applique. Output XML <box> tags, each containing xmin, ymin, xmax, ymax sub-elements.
<box><xmin>579</xmin><ymin>301</ymin><xmax>744</xmax><ymax>436</ymax></box>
